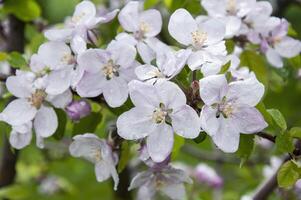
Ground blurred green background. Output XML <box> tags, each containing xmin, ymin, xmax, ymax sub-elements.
<box><xmin>0</xmin><ymin>0</ymin><xmax>301</xmax><ymax>199</ymax></box>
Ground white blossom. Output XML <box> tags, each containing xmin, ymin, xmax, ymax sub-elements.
<box><xmin>117</xmin><ymin>1</ymin><xmax>163</xmax><ymax>63</ymax></box>
<box><xmin>168</xmin><ymin>9</ymin><xmax>226</xmax><ymax>74</ymax></box>
<box><xmin>45</xmin><ymin>1</ymin><xmax>118</xmax><ymax>54</ymax></box>
<box><xmin>117</xmin><ymin>80</ymin><xmax>200</xmax><ymax>162</ymax></box>
<box><xmin>75</xmin><ymin>40</ymin><xmax>137</xmax><ymax>107</ymax></box>
<box><xmin>129</xmin><ymin>164</ymin><xmax>192</xmax><ymax>200</ymax></box>
<box><xmin>69</xmin><ymin>133</ymin><xmax>119</xmax><ymax>190</ymax></box>
<box><xmin>199</xmin><ymin>74</ymin><xmax>267</xmax><ymax>152</ymax></box>
<box><xmin>0</xmin><ymin>71</ymin><xmax>71</xmax><ymax>149</ymax></box>
<box><xmin>135</xmin><ymin>48</ymin><xmax>191</xmax><ymax>83</ymax></box>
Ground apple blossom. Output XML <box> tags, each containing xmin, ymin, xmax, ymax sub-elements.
<box><xmin>44</xmin><ymin>1</ymin><xmax>118</xmax><ymax>54</ymax></box>
<box><xmin>0</xmin><ymin>70</ymin><xmax>71</xmax><ymax>149</ymax></box>
<box><xmin>201</xmin><ymin>0</ymin><xmax>256</xmax><ymax>38</ymax></box>
<box><xmin>75</xmin><ymin>40</ymin><xmax>137</xmax><ymax>107</ymax></box>
<box><xmin>193</xmin><ymin>164</ymin><xmax>223</xmax><ymax>188</ymax></box>
<box><xmin>30</xmin><ymin>41</ymin><xmax>75</xmax><ymax>95</ymax></box>
<box><xmin>168</xmin><ymin>9</ymin><xmax>227</xmax><ymax>73</ymax></box>
<box><xmin>135</xmin><ymin>48</ymin><xmax>191</xmax><ymax>84</ymax></box>
<box><xmin>199</xmin><ymin>74</ymin><xmax>267</xmax><ymax>152</ymax></box>
<box><xmin>66</xmin><ymin>99</ymin><xmax>91</xmax><ymax>121</ymax></box>
<box><xmin>117</xmin><ymin>80</ymin><xmax>200</xmax><ymax>162</ymax></box>
<box><xmin>128</xmin><ymin>163</ymin><xmax>192</xmax><ymax>200</ymax></box>
<box><xmin>69</xmin><ymin>133</ymin><xmax>119</xmax><ymax>190</ymax></box>
<box><xmin>248</xmin><ymin>17</ymin><xmax>301</xmax><ymax>68</ymax></box>
<box><xmin>117</xmin><ymin>1</ymin><xmax>163</xmax><ymax>63</ymax></box>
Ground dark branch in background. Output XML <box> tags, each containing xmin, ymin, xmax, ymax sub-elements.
<box><xmin>256</xmin><ymin>132</ymin><xmax>276</xmax><ymax>143</ymax></box>
<box><xmin>0</xmin><ymin>15</ymin><xmax>25</xmax><ymax>188</ymax></box>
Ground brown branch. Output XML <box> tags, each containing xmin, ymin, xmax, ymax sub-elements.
<box><xmin>256</xmin><ymin>132</ymin><xmax>276</xmax><ymax>143</ymax></box>
<box><xmin>0</xmin><ymin>14</ymin><xmax>25</xmax><ymax>188</ymax></box>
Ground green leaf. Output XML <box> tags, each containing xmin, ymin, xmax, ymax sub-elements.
<box><xmin>277</xmin><ymin>160</ymin><xmax>300</xmax><ymax>189</ymax></box>
<box><xmin>117</xmin><ymin>141</ymin><xmax>130</xmax><ymax>173</ymax></box>
<box><xmin>236</xmin><ymin>134</ymin><xmax>254</xmax><ymax>166</ymax></box>
<box><xmin>72</xmin><ymin>112</ymin><xmax>102</xmax><ymax>135</ymax></box>
<box><xmin>219</xmin><ymin>61</ymin><xmax>231</xmax><ymax>74</ymax></box>
<box><xmin>144</xmin><ymin>0</ymin><xmax>160</xmax><ymax>9</ymax></box>
<box><xmin>225</xmin><ymin>39</ymin><xmax>235</xmax><ymax>54</ymax></box>
<box><xmin>171</xmin><ymin>134</ymin><xmax>185</xmax><ymax>160</ymax></box>
<box><xmin>267</xmin><ymin>109</ymin><xmax>287</xmax><ymax>131</ymax></box>
<box><xmin>7</xmin><ymin>52</ymin><xmax>27</xmax><ymax>69</ymax></box>
<box><xmin>53</xmin><ymin>109</ymin><xmax>67</xmax><ymax>140</ymax></box>
<box><xmin>275</xmin><ymin>132</ymin><xmax>294</xmax><ymax>153</ymax></box>
<box><xmin>256</xmin><ymin>102</ymin><xmax>273</xmax><ymax>128</ymax></box>
<box><xmin>0</xmin><ymin>184</ymin><xmax>32</xmax><ymax>199</ymax></box>
<box><xmin>289</xmin><ymin>55</ymin><xmax>301</xmax><ymax>69</ymax></box>
<box><xmin>193</xmin><ymin>132</ymin><xmax>207</xmax><ymax>144</ymax></box>
<box><xmin>287</xmin><ymin>24</ymin><xmax>298</xmax><ymax>37</ymax></box>
<box><xmin>290</xmin><ymin>127</ymin><xmax>301</xmax><ymax>139</ymax></box>
<box><xmin>240</xmin><ymin>50</ymin><xmax>268</xmax><ymax>86</ymax></box>
<box><xmin>0</xmin><ymin>52</ymin><xmax>9</xmax><ymax>61</ymax></box>
<box><xmin>4</xmin><ymin>0</ymin><xmax>41</xmax><ymax>22</ymax></box>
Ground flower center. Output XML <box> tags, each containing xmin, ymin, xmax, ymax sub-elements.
<box><xmin>191</xmin><ymin>30</ymin><xmax>207</xmax><ymax>49</ymax></box>
<box><xmin>29</xmin><ymin>89</ymin><xmax>46</xmax><ymax>109</ymax></box>
<box><xmin>216</xmin><ymin>100</ymin><xmax>234</xmax><ymax>118</ymax></box>
<box><xmin>226</xmin><ymin>0</ymin><xmax>237</xmax><ymax>14</ymax></box>
<box><xmin>152</xmin><ymin>103</ymin><xmax>173</xmax><ymax>124</ymax></box>
<box><xmin>93</xmin><ymin>149</ymin><xmax>102</xmax><ymax>162</ymax></box>
<box><xmin>72</xmin><ymin>12</ymin><xmax>87</xmax><ymax>23</ymax></box>
<box><xmin>134</xmin><ymin>22</ymin><xmax>150</xmax><ymax>40</ymax></box>
<box><xmin>102</xmin><ymin>60</ymin><xmax>120</xmax><ymax>80</ymax></box>
<box><xmin>61</xmin><ymin>53</ymin><xmax>74</xmax><ymax>65</ymax></box>
<box><xmin>152</xmin><ymin>108</ymin><xmax>167</xmax><ymax>124</ymax></box>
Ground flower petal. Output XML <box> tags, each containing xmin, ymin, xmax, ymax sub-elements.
<box><xmin>76</xmin><ymin>72</ymin><xmax>106</xmax><ymax>97</ymax></box>
<box><xmin>128</xmin><ymin>171</ymin><xmax>153</xmax><ymax>190</ymax></box>
<box><xmin>108</xmin><ymin>41</ymin><xmax>136</xmax><ymax>68</ymax></box>
<box><xmin>137</xmin><ymin>41</ymin><xmax>155</xmax><ymax>64</ymax></box>
<box><xmin>0</xmin><ymin>99</ymin><xmax>37</xmax><ymax>126</ymax></box>
<box><xmin>34</xmin><ymin>105</ymin><xmax>58</xmax><ymax>138</ymax></box>
<box><xmin>45</xmin><ymin>67</ymin><xmax>73</xmax><ymax>95</ymax></box>
<box><xmin>135</xmin><ymin>64</ymin><xmax>158</xmax><ymax>81</ymax></box>
<box><xmin>160</xmin><ymin>184</ymin><xmax>186</xmax><ymax>200</ymax></box>
<box><xmin>117</xmin><ymin>107</ymin><xmax>154</xmax><ymax>140</ymax></box>
<box><xmin>71</xmin><ymin>35</ymin><xmax>87</xmax><ymax>55</ymax></box>
<box><xmin>275</xmin><ymin>37</ymin><xmax>301</xmax><ymax>58</ymax></box>
<box><xmin>226</xmin><ymin>77</ymin><xmax>265</xmax><ymax>107</ymax></box>
<box><xmin>139</xmin><ymin>9</ymin><xmax>162</xmax><ymax>37</ymax></box>
<box><xmin>72</xmin><ymin>1</ymin><xmax>96</xmax><ymax>25</ymax></box>
<box><xmin>102</xmin><ymin>77</ymin><xmax>129</xmax><ymax>108</ymax></box>
<box><xmin>199</xmin><ymin>18</ymin><xmax>225</xmax><ymax>45</ymax></box>
<box><xmin>199</xmin><ymin>74</ymin><xmax>228</xmax><ymax>105</ymax></box>
<box><xmin>47</xmin><ymin>89</ymin><xmax>72</xmax><ymax>109</ymax></box>
<box><xmin>6</xmin><ymin>75</ymin><xmax>33</xmax><ymax>98</ymax></box>
<box><xmin>266</xmin><ymin>47</ymin><xmax>283</xmax><ymax>68</ymax></box>
<box><xmin>44</xmin><ymin>28</ymin><xmax>73</xmax><ymax>41</ymax></box>
<box><xmin>147</xmin><ymin>123</ymin><xmax>174</xmax><ymax>162</ymax></box>
<box><xmin>77</xmin><ymin>49</ymin><xmax>110</xmax><ymax>73</ymax></box>
<box><xmin>118</xmin><ymin>1</ymin><xmax>139</xmax><ymax>32</ymax></box>
<box><xmin>168</xmin><ymin>9</ymin><xmax>197</xmax><ymax>46</ymax></box>
<box><xmin>171</xmin><ymin>105</ymin><xmax>200</xmax><ymax>139</ymax></box>
<box><xmin>232</xmin><ymin>105</ymin><xmax>268</xmax><ymax>134</ymax></box>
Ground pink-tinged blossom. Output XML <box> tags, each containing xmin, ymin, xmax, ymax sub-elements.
<box><xmin>248</xmin><ymin>17</ymin><xmax>301</xmax><ymax>68</ymax></box>
<box><xmin>199</xmin><ymin>74</ymin><xmax>267</xmax><ymax>152</ymax></box>
<box><xmin>193</xmin><ymin>164</ymin><xmax>223</xmax><ymax>188</ymax></box>
<box><xmin>0</xmin><ymin>71</ymin><xmax>72</xmax><ymax>149</ymax></box>
<box><xmin>75</xmin><ymin>40</ymin><xmax>137</xmax><ymax>108</ymax></box>
<box><xmin>66</xmin><ymin>99</ymin><xmax>91</xmax><ymax>121</ymax></box>
<box><xmin>69</xmin><ymin>133</ymin><xmax>119</xmax><ymax>190</ymax></box>
<box><xmin>117</xmin><ymin>1</ymin><xmax>163</xmax><ymax>64</ymax></box>
<box><xmin>117</xmin><ymin>80</ymin><xmax>200</xmax><ymax>162</ymax></box>
<box><xmin>168</xmin><ymin>9</ymin><xmax>226</xmax><ymax>73</ymax></box>
<box><xmin>45</xmin><ymin>1</ymin><xmax>118</xmax><ymax>54</ymax></box>
<box><xmin>128</xmin><ymin>164</ymin><xmax>192</xmax><ymax>200</ymax></box>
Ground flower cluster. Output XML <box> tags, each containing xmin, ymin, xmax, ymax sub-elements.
<box><xmin>0</xmin><ymin>0</ymin><xmax>300</xmax><ymax>199</ymax></box>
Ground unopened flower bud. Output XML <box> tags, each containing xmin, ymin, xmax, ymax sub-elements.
<box><xmin>66</xmin><ymin>99</ymin><xmax>91</xmax><ymax>121</ymax></box>
<box><xmin>193</xmin><ymin>164</ymin><xmax>223</xmax><ymax>189</ymax></box>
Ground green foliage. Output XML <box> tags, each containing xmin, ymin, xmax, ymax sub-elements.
<box><xmin>171</xmin><ymin>134</ymin><xmax>185</xmax><ymax>160</ymax></box>
<box><xmin>53</xmin><ymin>109</ymin><xmax>67</xmax><ymax>140</ymax></box>
<box><xmin>267</xmin><ymin>109</ymin><xmax>287</xmax><ymax>132</ymax></box>
<box><xmin>144</xmin><ymin>0</ymin><xmax>160</xmax><ymax>9</ymax></box>
<box><xmin>275</xmin><ymin>132</ymin><xmax>294</xmax><ymax>154</ymax></box>
<box><xmin>3</xmin><ymin>0</ymin><xmax>41</xmax><ymax>22</ymax></box>
<box><xmin>289</xmin><ymin>127</ymin><xmax>301</xmax><ymax>139</ymax></box>
<box><xmin>240</xmin><ymin>50</ymin><xmax>269</xmax><ymax>86</ymax></box>
<box><xmin>117</xmin><ymin>141</ymin><xmax>130</xmax><ymax>173</ymax></box>
<box><xmin>277</xmin><ymin>160</ymin><xmax>300</xmax><ymax>189</ymax></box>
<box><xmin>225</xmin><ymin>39</ymin><xmax>235</xmax><ymax>54</ymax></box>
<box><xmin>219</xmin><ymin>61</ymin><xmax>231</xmax><ymax>74</ymax></box>
<box><xmin>236</xmin><ymin>134</ymin><xmax>255</xmax><ymax>166</ymax></box>
<box><xmin>72</xmin><ymin>112</ymin><xmax>102</xmax><ymax>135</ymax></box>
<box><xmin>6</xmin><ymin>52</ymin><xmax>28</xmax><ymax>70</ymax></box>
<box><xmin>193</xmin><ymin>132</ymin><xmax>207</xmax><ymax>144</ymax></box>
